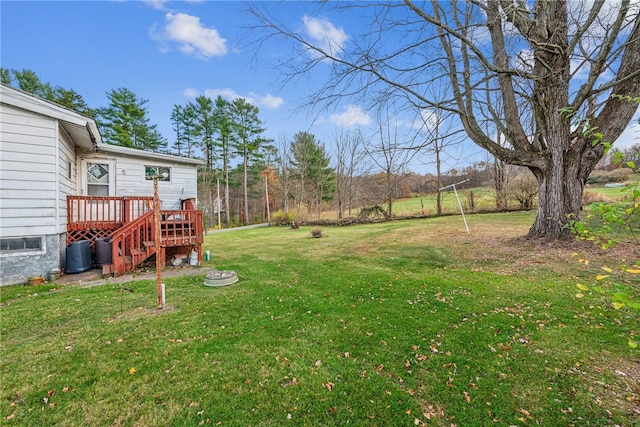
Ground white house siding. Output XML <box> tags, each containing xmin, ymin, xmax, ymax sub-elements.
<box><xmin>0</xmin><ymin>105</ymin><xmax>62</xmax><ymax>284</ymax></box>
<box><xmin>57</xmin><ymin>126</ymin><xmax>77</xmax><ymax>233</ymax></box>
<box><xmin>0</xmin><ymin>105</ymin><xmax>58</xmax><ymax>237</ymax></box>
<box><xmin>78</xmin><ymin>151</ymin><xmax>198</xmax><ymax>209</ymax></box>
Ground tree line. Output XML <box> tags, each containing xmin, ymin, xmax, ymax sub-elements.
<box><xmin>4</xmin><ymin>58</ymin><xmax>636</xmax><ymax>231</ymax></box>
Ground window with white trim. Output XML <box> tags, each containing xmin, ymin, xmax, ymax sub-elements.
<box><xmin>145</xmin><ymin>166</ymin><xmax>171</xmax><ymax>182</ymax></box>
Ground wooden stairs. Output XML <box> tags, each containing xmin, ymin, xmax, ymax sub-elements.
<box><xmin>67</xmin><ymin>196</ymin><xmax>203</xmax><ymax>276</ymax></box>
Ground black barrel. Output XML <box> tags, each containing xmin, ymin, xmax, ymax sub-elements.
<box><xmin>95</xmin><ymin>238</ymin><xmax>113</xmax><ymax>268</ymax></box>
<box><xmin>66</xmin><ymin>240</ymin><xmax>92</xmax><ymax>274</ymax></box>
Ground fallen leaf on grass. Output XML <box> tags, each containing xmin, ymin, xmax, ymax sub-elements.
<box><xmin>280</xmin><ymin>378</ymin><xmax>297</xmax><ymax>388</ymax></box>
<box><xmin>517</xmin><ymin>407</ymin><xmax>534</xmax><ymax>419</ymax></box>
<box><xmin>497</xmin><ymin>343</ymin><xmax>511</xmax><ymax>352</ymax></box>
<box><xmin>323</xmin><ymin>382</ymin><xmax>335</xmax><ymax>391</ymax></box>
<box><xmin>463</xmin><ymin>391</ymin><xmax>471</xmax><ymax>403</ymax></box>
<box><xmin>129</xmin><ymin>367</ymin><xmax>137</xmax><ymax>374</ymax></box>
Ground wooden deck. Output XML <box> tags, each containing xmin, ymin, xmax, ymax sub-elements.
<box><xmin>67</xmin><ymin>196</ymin><xmax>204</xmax><ymax>276</ymax></box>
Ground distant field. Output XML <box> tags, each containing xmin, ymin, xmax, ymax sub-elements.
<box><xmin>316</xmin><ymin>182</ymin><xmax>637</xmax><ymax>220</ymax></box>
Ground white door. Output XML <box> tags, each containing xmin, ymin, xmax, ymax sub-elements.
<box><xmin>81</xmin><ymin>159</ymin><xmax>114</xmax><ymax>196</ymax></box>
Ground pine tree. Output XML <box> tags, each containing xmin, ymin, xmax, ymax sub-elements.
<box><xmin>290</xmin><ymin>131</ymin><xmax>335</xmax><ymax>217</ymax></box>
<box><xmin>229</xmin><ymin>98</ymin><xmax>271</xmax><ymax>225</ymax></box>
<box><xmin>97</xmin><ymin>87</ymin><xmax>166</xmax><ymax>151</ymax></box>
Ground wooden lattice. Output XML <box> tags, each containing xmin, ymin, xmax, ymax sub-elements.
<box><xmin>67</xmin><ymin>227</ymin><xmax>118</xmax><ymax>252</ymax></box>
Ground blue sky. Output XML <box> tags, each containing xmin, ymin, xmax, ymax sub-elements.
<box><xmin>1</xmin><ymin>1</ymin><xmax>638</xmax><ymax>175</ymax></box>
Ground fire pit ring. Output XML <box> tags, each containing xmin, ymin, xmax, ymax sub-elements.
<box><xmin>204</xmin><ymin>270</ymin><xmax>238</xmax><ymax>287</ymax></box>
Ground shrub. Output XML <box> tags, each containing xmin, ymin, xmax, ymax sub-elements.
<box><xmin>587</xmin><ymin>168</ymin><xmax>635</xmax><ymax>184</ymax></box>
<box><xmin>271</xmin><ymin>210</ymin><xmax>297</xmax><ymax>226</ymax></box>
<box><xmin>581</xmin><ymin>189</ymin><xmax>615</xmax><ymax>205</ymax></box>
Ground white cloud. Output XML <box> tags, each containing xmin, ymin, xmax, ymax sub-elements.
<box><xmin>252</xmin><ymin>93</ymin><xmax>284</xmax><ymax>109</ymax></box>
<box><xmin>330</xmin><ymin>105</ymin><xmax>372</xmax><ymax>127</ymax></box>
<box><xmin>412</xmin><ymin>109</ymin><xmax>441</xmax><ymax>131</ymax></box>
<box><xmin>143</xmin><ymin>0</ymin><xmax>169</xmax><ymax>11</ymax></box>
<box><xmin>513</xmin><ymin>48</ymin><xmax>534</xmax><ymax>72</ymax></box>
<box><xmin>613</xmin><ymin>106</ymin><xmax>640</xmax><ymax>150</ymax></box>
<box><xmin>157</xmin><ymin>12</ymin><xmax>227</xmax><ymax>59</ymax></box>
<box><xmin>302</xmin><ymin>15</ymin><xmax>348</xmax><ymax>58</ymax></box>
<box><xmin>203</xmin><ymin>88</ymin><xmax>240</xmax><ymax>100</ymax></box>
<box><xmin>183</xmin><ymin>88</ymin><xmax>199</xmax><ymax>98</ymax></box>
<box><xmin>192</xmin><ymin>88</ymin><xmax>284</xmax><ymax>110</ymax></box>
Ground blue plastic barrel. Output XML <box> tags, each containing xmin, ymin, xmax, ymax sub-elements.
<box><xmin>66</xmin><ymin>240</ymin><xmax>92</xmax><ymax>274</ymax></box>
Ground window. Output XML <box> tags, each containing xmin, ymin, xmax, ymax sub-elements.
<box><xmin>0</xmin><ymin>237</ymin><xmax>43</xmax><ymax>254</ymax></box>
<box><xmin>145</xmin><ymin>166</ymin><xmax>171</xmax><ymax>182</ymax></box>
<box><xmin>87</xmin><ymin>162</ymin><xmax>110</xmax><ymax>196</ymax></box>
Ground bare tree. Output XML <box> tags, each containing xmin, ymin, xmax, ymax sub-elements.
<box><xmin>413</xmin><ymin>108</ymin><xmax>464</xmax><ymax>215</ymax></box>
<box><xmin>367</xmin><ymin>114</ymin><xmax>417</xmax><ymax>217</ymax></box>
<box><xmin>248</xmin><ymin>1</ymin><xmax>640</xmax><ymax>240</ymax></box>
<box><xmin>274</xmin><ymin>134</ymin><xmax>292</xmax><ymax>215</ymax></box>
<box><xmin>332</xmin><ymin>129</ymin><xmax>369</xmax><ymax>218</ymax></box>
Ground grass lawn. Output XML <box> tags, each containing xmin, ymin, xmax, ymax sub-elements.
<box><xmin>1</xmin><ymin>212</ymin><xmax>638</xmax><ymax>426</ymax></box>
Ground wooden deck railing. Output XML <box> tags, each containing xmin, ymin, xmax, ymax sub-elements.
<box><xmin>109</xmin><ymin>211</ymin><xmax>155</xmax><ymax>275</ymax></box>
<box><xmin>67</xmin><ymin>196</ymin><xmax>154</xmax><ymax>230</ymax></box>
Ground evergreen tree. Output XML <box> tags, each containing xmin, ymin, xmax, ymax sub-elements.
<box><xmin>97</xmin><ymin>87</ymin><xmax>166</xmax><ymax>151</ymax></box>
<box><xmin>213</xmin><ymin>96</ymin><xmax>235</xmax><ymax>228</ymax></box>
<box><xmin>4</xmin><ymin>68</ymin><xmax>92</xmax><ymax>116</ymax></box>
<box><xmin>229</xmin><ymin>98</ymin><xmax>271</xmax><ymax>225</ymax></box>
<box><xmin>170</xmin><ymin>104</ymin><xmax>186</xmax><ymax>156</ymax></box>
<box><xmin>53</xmin><ymin>87</ymin><xmax>93</xmax><ymax>116</ymax></box>
<box><xmin>11</xmin><ymin>69</ymin><xmax>52</xmax><ymax>98</ymax></box>
<box><xmin>190</xmin><ymin>96</ymin><xmax>217</xmax><ymax>169</ymax></box>
<box><xmin>1</xmin><ymin>68</ymin><xmax>12</xmax><ymax>84</ymax></box>
<box><xmin>290</xmin><ymin>131</ymin><xmax>335</xmax><ymax>217</ymax></box>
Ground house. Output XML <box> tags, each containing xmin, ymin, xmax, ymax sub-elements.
<box><xmin>0</xmin><ymin>84</ymin><xmax>205</xmax><ymax>286</ymax></box>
